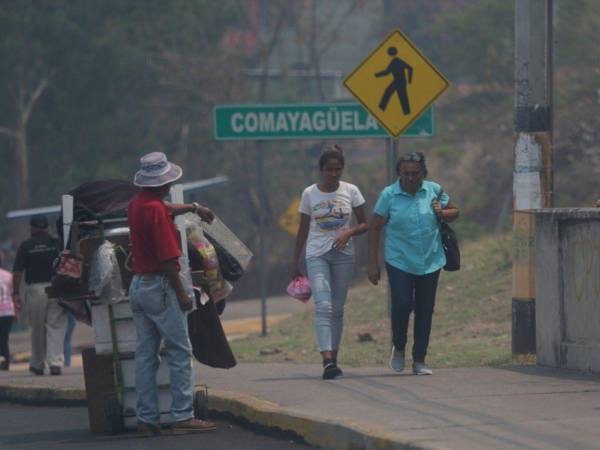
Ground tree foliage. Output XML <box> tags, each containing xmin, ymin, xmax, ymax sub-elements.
<box><xmin>431</xmin><ymin>0</ymin><xmax>514</xmax><ymax>86</ymax></box>
<box><xmin>1</xmin><ymin>1</ymin><xmax>598</xmax><ymax>296</ymax></box>
<box><xmin>0</xmin><ymin>0</ymin><xmax>243</xmax><ymax>212</ymax></box>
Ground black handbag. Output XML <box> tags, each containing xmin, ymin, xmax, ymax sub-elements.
<box><xmin>440</xmin><ymin>221</ymin><xmax>460</xmax><ymax>271</ymax></box>
<box><xmin>437</xmin><ymin>189</ymin><xmax>460</xmax><ymax>271</ymax></box>
<box><xmin>188</xmin><ymin>291</ymin><xmax>237</xmax><ymax>369</ymax></box>
<box><xmin>204</xmin><ymin>234</ymin><xmax>244</xmax><ymax>282</ymax></box>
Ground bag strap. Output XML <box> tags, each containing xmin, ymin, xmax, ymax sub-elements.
<box><xmin>434</xmin><ymin>185</ymin><xmax>446</xmax><ymax>225</ymax></box>
<box><xmin>435</xmin><ymin>184</ymin><xmax>444</xmax><ymax>201</ymax></box>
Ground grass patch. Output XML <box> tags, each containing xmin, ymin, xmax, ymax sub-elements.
<box><xmin>231</xmin><ymin>234</ymin><xmax>516</xmax><ymax>368</ymax></box>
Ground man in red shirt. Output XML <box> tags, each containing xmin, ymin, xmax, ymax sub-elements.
<box><xmin>128</xmin><ymin>151</ymin><xmax>215</xmax><ymax>435</ymax></box>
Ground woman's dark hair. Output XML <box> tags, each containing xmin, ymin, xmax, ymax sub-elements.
<box><xmin>395</xmin><ymin>152</ymin><xmax>428</xmax><ymax>177</ymax></box>
<box><xmin>318</xmin><ymin>144</ymin><xmax>345</xmax><ymax>170</ymax></box>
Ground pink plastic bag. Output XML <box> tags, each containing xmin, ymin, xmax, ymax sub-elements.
<box><xmin>286</xmin><ymin>276</ymin><xmax>312</xmax><ymax>302</ymax></box>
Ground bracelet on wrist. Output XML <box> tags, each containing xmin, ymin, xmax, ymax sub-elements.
<box><xmin>191</xmin><ymin>202</ymin><xmax>200</xmax><ymax>213</ymax></box>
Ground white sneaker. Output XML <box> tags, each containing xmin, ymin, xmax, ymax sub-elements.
<box><xmin>389</xmin><ymin>346</ymin><xmax>405</xmax><ymax>373</ymax></box>
<box><xmin>412</xmin><ymin>362</ymin><xmax>433</xmax><ymax>376</ymax></box>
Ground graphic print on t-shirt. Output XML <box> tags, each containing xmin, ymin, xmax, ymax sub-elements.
<box><xmin>313</xmin><ymin>199</ymin><xmax>350</xmax><ymax>231</ymax></box>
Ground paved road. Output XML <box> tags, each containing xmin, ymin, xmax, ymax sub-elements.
<box><xmin>220</xmin><ymin>295</ymin><xmax>309</xmax><ymax>321</ymax></box>
<box><xmin>9</xmin><ymin>294</ymin><xmax>310</xmax><ymax>362</ymax></box>
<box><xmin>0</xmin><ymin>404</ymin><xmax>314</xmax><ymax>450</ymax></box>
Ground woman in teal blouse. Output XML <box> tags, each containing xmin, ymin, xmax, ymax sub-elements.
<box><xmin>367</xmin><ymin>152</ymin><xmax>459</xmax><ymax>375</ymax></box>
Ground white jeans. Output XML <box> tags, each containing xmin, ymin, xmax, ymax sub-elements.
<box><xmin>25</xmin><ymin>283</ymin><xmax>67</xmax><ymax>369</ymax></box>
<box><xmin>306</xmin><ymin>249</ymin><xmax>354</xmax><ymax>352</ymax></box>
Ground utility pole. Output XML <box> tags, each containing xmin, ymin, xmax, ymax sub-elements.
<box><xmin>512</xmin><ymin>0</ymin><xmax>554</xmax><ymax>354</ymax></box>
<box><xmin>257</xmin><ymin>144</ymin><xmax>268</xmax><ymax>336</ymax></box>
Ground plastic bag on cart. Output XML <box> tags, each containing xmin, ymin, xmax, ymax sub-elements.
<box><xmin>204</xmin><ymin>234</ymin><xmax>243</xmax><ymax>282</ymax></box>
<box><xmin>88</xmin><ymin>241</ymin><xmax>124</xmax><ymax>303</ymax></box>
<box><xmin>186</xmin><ymin>220</ymin><xmax>231</xmax><ymax>303</ymax></box>
<box><xmin>200</xmin><ymin>216</ymin><xmax>253</xmax><ymax>271</ymax></box>
<box><xmin>204</xmin><ymin>278</ymin><xmax>232</xmax><ymax>304</ymax></box>
<box><xmin>178</xmin><ymin>253</ymin><xmax>196</xmax><ymax>312</ymax></box>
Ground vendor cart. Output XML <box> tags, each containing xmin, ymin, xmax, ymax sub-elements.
<box><xmin>47</xmin><ymin>180</ymin><xmax>246</xmax><ymax>434</ymax></box>
<box><xmin>82</xmin><ymin>227</ymin><xmax>209</xmax><ymax>433</ymax></box>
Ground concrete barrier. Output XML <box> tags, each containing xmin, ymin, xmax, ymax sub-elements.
<box><xmin>535</xmin><ymin>208</ymin><xmax>600</xmax><ymax>371</ymax></box>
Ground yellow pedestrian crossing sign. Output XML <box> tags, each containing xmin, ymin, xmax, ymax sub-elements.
<box><xmin>279</xmin><ymin>197</ymin><xmax>301</xmax><ymax>236</ymax></box>
<box><xmin>344</xmin><ymin>29</ymin><xmax>449</xmax><ymax>138</ymax></box>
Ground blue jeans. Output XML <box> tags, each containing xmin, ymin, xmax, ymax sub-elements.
<box><xmin>129</xmin><ymin>273</ymin><xmax>194</xmax><ymax>424</ymax></box>
<box><xmin>63</xmin><ymin>313</ymin><xmax>76</xmax><ymax>367</ymax></box>
<box><xmin>306</xmin><ymin>249</ymin><xmax>354</xmax><ymax>352</ymax></box>
<box><xmin>386</xmin><ymin>264</ymin><xmax>440</xmax><ymax>361</ymax></box>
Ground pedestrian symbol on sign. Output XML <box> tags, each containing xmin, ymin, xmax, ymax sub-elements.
<box><xmin>344</xmin><ymin>29</ymin><xmax>449</xmax><ymax>138</ymax></box>
<box><xmin>375</xmin><ymin>47</ymin><xmax>413</xmax><ymax>115</ymax></box>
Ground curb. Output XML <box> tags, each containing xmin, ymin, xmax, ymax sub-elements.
<box><xmin>0</xmin><ymin>384</ymin><xmax>433</xmax><ymax>450</ymax></box>
<box><xmin>0</xmin><ymin>384</ymin><xmax>86</xmax><ymax>407</ymax></box>
<box><xmin>209</xmin><ymin>389</ymin><xmax>434</xmax><ymax>450</ymax></box>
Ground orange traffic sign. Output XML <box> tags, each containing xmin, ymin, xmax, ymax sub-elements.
<box><xmin>344</xmin><ymin>29</ymin><xmax>449</xmax><ymax>138</ymax></box>
<box><xmin>279</xmin><ymin>198</ymin><xmax>301</xmax><ymax>236</ymax></box>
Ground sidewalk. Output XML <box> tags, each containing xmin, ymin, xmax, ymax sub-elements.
<box><xmin>2</xmin><ymin>359</ymin><xmax>600</xmax><ymax>450</ymax></box>
<box><xmin>3</xmin><ymin>296</ymin><xmax>600</xmax><ymax>449</ymax></box>
<box><xmin>201</xmin><ymin>363</ymin><xmax>600</xmax><ymax>450</ymax></box>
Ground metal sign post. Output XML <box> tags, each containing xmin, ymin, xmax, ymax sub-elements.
<box><xmin>257</xmin><ymin>144</ymin><xmax>268</xmax><ymax>336</ymax></box>
<box><xmin>385</xmin><ymin>138</ymin><xmax>394</xmax><ymax>318</ymax></box>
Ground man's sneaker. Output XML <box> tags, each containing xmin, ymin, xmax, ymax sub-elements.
<box><xmin>171</xmin><ymin>418</ymin><xmax>216</xmax><ymax>434</ymax></box>
<box><xmin>50</xmin><ymin>366</ymin><xmax>62</xmax><ymax>376</ymax></box>
<box><xmin>29</xmin><ymin>366</ymin><xmax>44</xmax><ymax>376</ymax></box>
<box><xmin>389</xmin><ymin>346</ymin><xmax>405</xmax><ymax>373</ymax></box>
<box><xmin>412</xmin><ymin>362</ymin><xmax>433</xmax><ymax>376</ymax></box>
<box><xmin>137</xmin><ymin>421</ymin><xmax>161</xmax><ymax>437</ymax></box>
<box><xmin>322</xmin><ymin>363</ymin><xmax>343</xmax><ymax>380</ymax></box>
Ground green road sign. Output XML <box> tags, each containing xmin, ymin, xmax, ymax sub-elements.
<box><xmin>213</xmin><ymin>103</ymin><xmax>433</xmax><ymax>140</ymax></box>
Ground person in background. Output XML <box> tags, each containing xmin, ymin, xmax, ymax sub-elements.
<box><xmin>0</xmin><ymin>255</ymin><xmax>15</xmax><ymax>370</ymax></box>
<box><xmin>12</xmin><ymin>215</ymin><xmax>65</xmax><ymax>376</ymax></box>
<box><xmin>368</xmin><ymin>152</ymin><xmax>459</xmax><ymax>376</ymax></box>
<box><xmin>291</xmin><ymin>144</ymin><xmax>368</xmax><ymax>380</ymax></box>
<box><xmin>55</xmin><ymin>218</ymin><xmax>76</xmax><ymax>368</ymax></box>
<box><xmin>128</xmin><ymin>151</ymin><xmax>216</xmax><ymax>436</ymax></box>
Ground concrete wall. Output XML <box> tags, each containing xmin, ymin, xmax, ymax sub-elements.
<box><xmin>535</xmin><ymin>208</ymin><xmax>600</xmax><ymax>371</ymax></box>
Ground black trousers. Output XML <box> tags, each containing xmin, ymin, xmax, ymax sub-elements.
<box><xmin>0</xmin><ymin>316</ymin><xmax>14</xmax><ymax>361</ymax></box>
<box><xmin>386</xmin><ymin>264</ymin><xmax>440</xmax><ymax>361</ymax></box>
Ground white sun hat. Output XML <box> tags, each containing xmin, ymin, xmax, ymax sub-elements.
<box><xmin>133</xmin><ymin>152</ymin><xmax>183</xmax><ymax>187</ymax></box>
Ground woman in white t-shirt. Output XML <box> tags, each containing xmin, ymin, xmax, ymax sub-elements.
<box><xmin>291</xmin><ymin>145</ymin><xmax>368</xmax><ymax>379</ymax></box>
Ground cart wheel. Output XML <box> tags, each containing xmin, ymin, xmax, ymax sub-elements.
<box><xmin>104</xmin><ymin>394</ymin><xmax>124</xmax><ymax>435</ymax></box>
<box><xmin>193</xmin><ymin>388</ymin><xmax>209</xmax><ymax>420</ymax></box>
